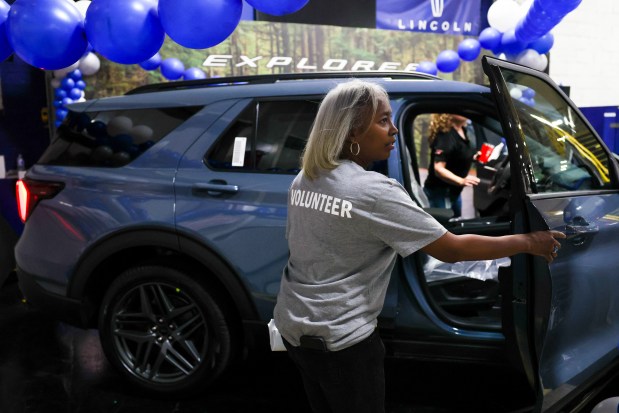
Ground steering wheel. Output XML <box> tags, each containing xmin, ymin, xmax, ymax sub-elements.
<box><xmin>488</xmin><ymin>159</ymin><xmax>510</xmax><ymax>195</ymax></box>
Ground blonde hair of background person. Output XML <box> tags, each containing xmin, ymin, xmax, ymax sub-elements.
<box><xmin>428</xmin><ymin>113</ymin><xmax>454</xmax><ymax>145</ymax></box>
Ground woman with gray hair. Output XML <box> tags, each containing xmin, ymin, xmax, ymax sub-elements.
<box><xmin>274</xmin><ymin>79</ymin><xmax>563</xmax><ymax>413</ymax></box>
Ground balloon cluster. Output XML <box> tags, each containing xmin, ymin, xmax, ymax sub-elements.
<box><xmin>68</xmin><ymin>113</ymin><xmax>156</xmax><ymax>167</ymax></box>
<box><xmin>138</xmin><ymin>53</ymin><xmax>208</xmax><ymax>81</ymax></box>
<box><xmin>416</xmin><ymin>0</ymin><xmax>581</xmax><ymax>76</ymax></box>
<box><xmin>0</xmin><ymin>0</ymin><xmax>309</xmax><ymax>70</ymax></box>
<box><xmin>0</xmin><ymin>0</ymin><xmax>310</xmax><ymax>124</ymax></box>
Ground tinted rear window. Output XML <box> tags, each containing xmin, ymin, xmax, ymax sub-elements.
<box><xmin>39</xmin><ymin>106</ymin><xmax>202</xmax><ymax>167</ymax></box>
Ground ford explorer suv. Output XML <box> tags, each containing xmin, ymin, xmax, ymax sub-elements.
<box><xmin>14</xmin><ymin>56</ymin><xmax>619</xmax><ymax>412</ymax></box>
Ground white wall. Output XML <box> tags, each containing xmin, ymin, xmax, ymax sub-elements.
<box><xmin>549</xmin><ymin>0</ymin><xmax>619</xmax><ymax>108</ymax></box>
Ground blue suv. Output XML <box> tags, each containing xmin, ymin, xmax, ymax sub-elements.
<box><xmin>15</xmin><ymin>57</ymin><xmax>619</xmax><ymax>411</ymax></box>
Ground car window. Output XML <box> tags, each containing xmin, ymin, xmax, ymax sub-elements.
<box><xmin>39</xmin><ymin>107</ymin><xmax>202</xmax><ymax>167</ymax></box>
<box><xmin>501</xmin><ymin>71</ymin><xmax>613</xmax><ymax>193</ymax></box>
<box><xmin>206</xmin><ymin>100</ymin><xmax>319</xmax><ymax>174</ymax></box>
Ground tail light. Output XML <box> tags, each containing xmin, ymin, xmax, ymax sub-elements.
<box><xmin>16</xmin><ymin>179</ymin><xmax>64</xmax><ymax>222</ymax></box>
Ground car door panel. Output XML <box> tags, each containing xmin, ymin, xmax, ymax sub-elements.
<box><xmin>530</xmin><ymin>194</ymin><xmax>619</xmax><ymax>388</ymax></box>
<box><xmin>483</xmin><ymin>55</ymin><xmax>619</xmax><ymax>412</ymax></box>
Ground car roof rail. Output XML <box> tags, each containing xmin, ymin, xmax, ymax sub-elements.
<box><xmin>125</xmin><ymin>71</ymin><xmax>440</xmax><ymax>95</ymax></box>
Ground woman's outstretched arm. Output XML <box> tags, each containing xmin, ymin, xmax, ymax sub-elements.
<box><xmin>421</xmin><ymin>230</ymin><xmax>566</xmax><ymax>264</ymax></box>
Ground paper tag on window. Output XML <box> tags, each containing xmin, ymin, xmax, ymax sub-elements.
<box><xmin>232</xmin><ymin>137</ymin><xmax>247</xmax><ymax>167</ymax></box>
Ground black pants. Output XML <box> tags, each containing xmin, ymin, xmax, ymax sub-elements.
<box><xmin>283</xmin><ymin>330</ymin><xmax>386</xmax><ymax>413</ymax></box>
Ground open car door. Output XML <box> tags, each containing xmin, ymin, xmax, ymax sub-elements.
<box><xmin>483</xmin><ymin>56</ymin><xmax>619</xmax><ymax>412</ymax></box>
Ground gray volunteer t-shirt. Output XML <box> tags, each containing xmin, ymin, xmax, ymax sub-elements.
<box><xmin>274</xmin><ymin>160</ymin><xmax>447</xmax><ymax>351</ymax></box>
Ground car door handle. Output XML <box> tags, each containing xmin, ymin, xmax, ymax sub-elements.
<box><xmin>564</xmin><ymin>217</ymin><xmax>599</xmax><ymax>246</ymax></box>
<box><xmin>192</xmin><ymin>180</ymin><xmax>239</xmax><ymax>197</ymax></box>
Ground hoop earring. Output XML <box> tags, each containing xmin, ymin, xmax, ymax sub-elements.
<box><xmin>350</xmin><ymin>141</ymin><xmax>360</xmax><ymax>156</ymax></box>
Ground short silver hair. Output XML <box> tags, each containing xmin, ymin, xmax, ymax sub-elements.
<box><xmin>302</xmin><ymin>79</ymin><xmax>388</xmax><ymax>180</ymax></box>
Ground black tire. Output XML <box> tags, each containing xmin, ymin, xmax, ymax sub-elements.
<box><xmin>98</xmin><ymin>265</ymin><xmax>234</xmax><ymax>395</ymax></box>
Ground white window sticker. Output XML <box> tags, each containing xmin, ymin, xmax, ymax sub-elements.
<box><xmin>232</xmin><ymin>137</ymin><xmax>247</xmax><ymax>167</ymax></box>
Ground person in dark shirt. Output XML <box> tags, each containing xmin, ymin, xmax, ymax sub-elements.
<box><xmin>423</xmin><ymin>113</ymin><xmax>480</xmax><ymax>218</ymax></box>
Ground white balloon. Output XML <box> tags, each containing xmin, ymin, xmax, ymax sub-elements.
<box><xmin>74</xmin><ymin>0</ymin><xmax>91</xmax><ymax>19</ymax></box>
<box><xmin>107</xmin><ymin>116</ymin><xmax>133</xmax><ymax>137</ymax></box>
<box><xmin>50</xmin><ymin>78</ymin><xmax>61</xmax><ymax>89</ymax></box>
<box><xmin>515</xmin><ymin>49</ymin><xmax>541</xmax><ymax>69</ymax></box>
<box><xmin>535</xmin><ymin>54</ymin><xmax>548</xmax><ymax>71</ymax></box>
<box><xmin>53</xmin><ymin>61</ymin><xmax>80</xmax><ymax>78</ymax></box>
<box><xmin>130</xmin><ymin>125</ymin><xmax>154</xmax><ymax>144</ymax></box>
<box><xmin>487</xmin><ymin>0</ymin><xmax>522</xmax><ymax>33</ymax></box>
<box><xmin>592</xmin><ymin>397</ymin><xmax>619</xmax><ymax>413</ymax></box>
<box><xmin>79</xmin><ymin>53</ymin><xmax>101</xmax><ymax>77</ymax></box>
<box><xmin>509</xmin><ymin>87</ymin><xmax>523</xmax><ymax>99</ymax></box>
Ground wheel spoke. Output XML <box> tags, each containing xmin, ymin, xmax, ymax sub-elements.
<box><xmin>168</xmin><ymin>302</ymin><xmax>197</xmax><ymax>319</ymax></box>
<box><xmin>153</xmin><ymin>284</ymin><xmax>175</xmax><ymax>315</ymax></box>
<box><xmin>165</xmin><ymin>344</ymin><xmax>197</xmax><ymax>374</ymax></box>
<box><xmin>174</xmin><ymin>337</ymin><xmax>203</xmax><ymax>365</ymax></box>
<box><xmin>175</xmin><ymin>314</ymin><xmax>206</xmax><ymax>340</ymax></box>
<box><xmin>138</xmin><ymin>285</ymin><xmax>156</xmax><ymax>322</ymax></box>
<box><xmin>148</xmin><ymin>341</ymin><xmax>194</xmax><ymax>377</ymax></box>
<box><xmin>135</xmin><ymin>341</ymin><xmax>156</xmax><ymax>372</ymax></box>
<box><xmin>116</xmin><ymin>311</ymin><xmax>151</xmax><ymax>324</ymax></box>
<box><xmin>115</xmin><ymin>328</ymin><xmax>154</xmax><ymax>343</ymax></box>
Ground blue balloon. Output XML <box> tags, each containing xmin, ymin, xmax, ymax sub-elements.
<box><xmin>246</xmin><ymin>0</ymin><xmax>309</xmax><ymax>16</ymax></box>
<box><xmin>415</xmin><ymin>61</ymin><xmax>437</xmax><ymax>76</ymax></box>
<box><xmin>95</xmin><ymin>136</ymin><xmax>111</xmax><ymax>147</ymax></box>
<box><xmin>61</xmin><ymin>77</ymin><xmax>75</xmax><ymax>91</ymax></box>
<box><xmin>68</xmin><ymin>69</ymin><xmax>82</xmax><ymax>81</ymax></box>
<box><xmin>126</xmin><ymin>144</ymin><xmax>140</xmax><ymax>158</ymax></box>
<box><xmin>69</xmin><ymin>88</ymin><xmax>83</xmax><ymax>100</ymax></box>
<box><xmin>86</xmin><ymin>120</ymin><xmax>107</xmax><ymax>138</ymax></box>
<box><xmin>139</xmin><ymin>53</ymin><xmax>162</xmax><ymax>71</ymax></box>
<box><xmin>536</xmin><ymin>0</ymin><xmax>582</xmax><ymax>18</ymax></box>
<box><xmin>457</xmin><ymin>39</ymin><xmax>481</xmax><ymax>62</ymax></box>
<box><xmin>61</xmin><ymin>97</ymin><xmax>74</xmax><ymax>106</ymax></box>
<box><xmin>184</xmin><ymin>67</ymin><xmax>207</xmax><ymax>80</ymax></box>
<box><xmin>6</xmin><ymin>0</ymin><xmax>88</xmax><ymax>70</ymax></box>
<box><xmin>54</xmin><ymin>88</ymin><xmax>68</xmax><ymax>100</ymax></box>
<box><xmin>515</xmin><ymin>0</ymin><xmax>567</xmax><ymax>44</ymax></box>
<box><xmin>478</xmin><ymin>27</ymin><xmax>502</xmax><ymax>51</ymax></box>
<box><xmin>436</xmin><ymin>50</ymin><xmax>460</xmax><ymax>73</ymax></box>
<box><xmin>85</xmin><ymin>0</ymin><xmax>165</xmax><ymax>64</ymax></box>
<box><xmin>0</xmin><ymin>0</ymin><xmax>12</xmax><ymax>62</ymax></box>
<box><xmin>53</xmin><ymin>99</ymin><xmax>63</xmax><ymax>108</ymax></box>
<box><xmin>110</xmin><ymin>133</ymin><xmax>134</xmax><ymax>151</ymax></box>
<box><xmin>501</xmin><ymin>29</ymin><xmax>527</xmax><ymax>56</ymax></box>
<box><xmin>160</xmin><ymin>58</ymin><xmax>185</xmax><ymax>80</ymax></box>
<box><xmin>522</xmin><ymin>88</ymin><xmax>536</xmax><ymax>99</ymax></box>
<box><xmin>159</xmin><ymin>0</ymin><xmax>242</xmax><ymax>49</ymax></box>
<box><xmin>75</xmin><ymin>80</ymin><xmax>87</xmax><ymax>90</ymax></box>
<box><xmin>56</xmin><ymin>108</ymin><xmax>68</xmax><ymax>120</ymax></box>
<box><xmin>529</xmin><ymin>32</ymin><xmax>554</xmax><ymax>54</ymax></box>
